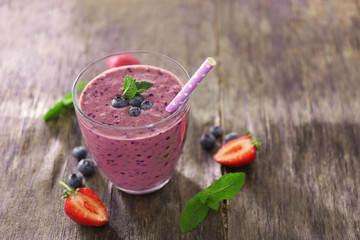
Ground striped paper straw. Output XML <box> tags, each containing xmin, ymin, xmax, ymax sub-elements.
<box><xmin>166</xmin><ymin>57</ymin><xmax>216</xmax><ymax>112</ymax></box>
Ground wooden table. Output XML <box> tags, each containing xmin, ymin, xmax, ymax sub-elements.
<box><xmin>1</xmin><ymin>0</ymin><xmax>360</xmax><ymax>239</ymax></box>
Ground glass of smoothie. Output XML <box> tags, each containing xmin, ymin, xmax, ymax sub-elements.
<box><xmin>72</xmin><ymin>51</ymin><xmax>190</xmax><ymax>195</ymax></box>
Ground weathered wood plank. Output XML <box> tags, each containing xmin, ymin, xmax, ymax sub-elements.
<box><xmin>217</xmin><ymin>0</ymin><xmax>360</xmax><ymax>239</ymax></box>
<box><xmin>1</xmin><ymin>0</ymin><xmax>359</xmax><ymax>239</ymax></box>
<box><xmin>0</xmin><ymin>0</ymin><xmax>223</xmax><ymax>239</ymax></box>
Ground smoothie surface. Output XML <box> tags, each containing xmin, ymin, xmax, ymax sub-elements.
<box><xmin>79</xmin><ymin>65</ymin><xmax>183</xmax><ymax>128</ymax></box>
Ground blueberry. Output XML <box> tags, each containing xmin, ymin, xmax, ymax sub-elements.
<box><xmin>140</xmin><ymin>100</ymin><xmax>153</xmax><ymax>110</ymax></box>
<box><xmin>209</xmin><ymin>126</ymin><xmax>222</xmax><ymax>138</ymax></box>
<box><xmin>200</xmin><ymin>134</ymin><xmax>216</xmax><ymax>150</ymax></box>
<box><xmin>72</xmin><ymin>146</ymin><xmax>87</xmax><ymax>161</ymax></box>
<box><xmin>67</xmin><ymin>173</ymin><xmax>82</xmax><ymax>189</ymax></box>
<box><xmin>77</xmin><ymin>159</ymin><xmax>96</xmax><ymax>176</ymax></box>
<box><xmin>129</xmin><ymin>107</ymin><xmax>141</xmax><ymax>117</ymax></box>
<box><xmin>129</xmin><ymin>96</ymin><xmax>144</xmax><ymax>107</ymax></box>
<box><xmin>111</xmin><ymin>96</ymin><xmax>128</xmax><ymax>108</ymax></box>
<box><xmin>224</xmin><ymin>132</ymin><xmax>240</xmax><ymax>143</ymax></box>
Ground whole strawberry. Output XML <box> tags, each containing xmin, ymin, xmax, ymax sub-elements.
<box><xmin>107</xmin><ymin>54</ymin><xmax>140</xmax><ymax>69</ymax></box>
<box><xmin>60</xmin><ymin>181</ymin><xmax>108</xmax><ymax>226</ymax></box>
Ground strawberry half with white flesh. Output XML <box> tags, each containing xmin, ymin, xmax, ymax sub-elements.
<box><xmin>213</xmin><ymin>132</ymin><xmax>261</xmax><ymax>167</ymax></box>
<box><xmin>60</xmin><ymin>181</ymin><xmax>108</xmax><ymax>226</ymax></box>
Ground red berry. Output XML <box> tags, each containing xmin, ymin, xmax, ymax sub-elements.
<box><xmin>213</xmin><ymin>134</ymin><xmax>261</xmax><ymax>167</ymax></box>
<box><xmin>61</xmin><ymin>182</ymin><xmax>108</xmax><ymax>226</ymax></box>
<box><xmin>107</xmin><ymin>54</ymin><xmax>140</xmax><ymax>69</ymax></box>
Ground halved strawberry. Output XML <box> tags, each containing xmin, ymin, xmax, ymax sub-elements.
<box><xmin>213</xmin><ymin>133</ymin><xmax>261</xmax><ymax>167</ymax></box>
<box><xmin>60</xmin><ymin>181</ymin><xmax>108</xmax><ymax>226</ymax></box>
<box><xmin>107</xmin><ymin>54</ymin><xmax>140</xmax><ymax>69</ymax></box>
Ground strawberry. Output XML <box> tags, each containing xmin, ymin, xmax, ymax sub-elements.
<box><xmin>60</xmin><ymin>181</ymin><xmax>108</xmax><ymax>226</ymax></box>
<box><xmin>213</xmin><ymin>132</ymin><xmax>261</xmax><ymax>168</ymax></box>
<box><xmin>107</xmin><ymin>54</ymin><xmax>140</xmax><ymax>69</ymax></box>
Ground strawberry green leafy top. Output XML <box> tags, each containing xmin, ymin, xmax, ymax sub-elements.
<box><xmin>122</xmin><ymin>75</ymin><xmax>153</xmax><ymax>100</ymax></box>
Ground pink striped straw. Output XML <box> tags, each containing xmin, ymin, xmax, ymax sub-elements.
<box><xmin>166</xmin><ymin>57</ymin><xmax>216</xmax><ymax>112</ymax></box>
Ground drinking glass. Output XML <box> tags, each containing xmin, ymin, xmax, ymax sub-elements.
<box><xmin>72</xmin><ymin>51</ymin><xmax>190</xmax><ymax>194</ymax></box>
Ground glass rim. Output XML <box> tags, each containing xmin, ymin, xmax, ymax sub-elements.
<box><xmin>72</xmin><ymin>50</ymin><xmax>190</xmax><ymax>130</ymax></box>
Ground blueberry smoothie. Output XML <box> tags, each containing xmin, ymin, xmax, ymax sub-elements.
<box><xmin>75</xmin><ymin>64</ymin><xmax>189</xmax><ymax>194</ymax></box>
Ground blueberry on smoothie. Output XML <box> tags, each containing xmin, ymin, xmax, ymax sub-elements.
<box><xmin>77</xmin><ymin>159</ymin><xmax>96</xmax><ymax>176</ymax></box>
<box><xmin>129</xmin><ymin>96</ymin><xmax>144</xmax><ymax>107</ymax></box>
<box><xmin>140</xmin><ymin>100</ymin><xmax>153</xmax><ymax>110</ymax></box>
<box><xmin>209</xmin><ymin>126</ymin><xmax>222</xmax><ymax>138</ymax></box>
<box><xmin>67</xmin><ymin>173</ymin><xmax>82</xmax><ymax>189</ymax></box>
<box><xmin>224</xmin><ymin>132</ymin><xmax>240</xmax><ymax>143</ymax></box>
<box><xmin>111</xmin><ymin>96</ymin><xmax>128</xmax><ymax>108</ymax></box>
<box><xmin>72</xmin><ymin>146</ymin><xmax>87</xmax><ymax>161</ymax></box>
<box><xmin>200</xmin><ymin>134</ymin><xmax>216</xmax><ymax>150</ymax></box>
<box><xmin>129</xmin><ymin>107</ymin><xmax>141</xmax><ymax>117</ymax></box>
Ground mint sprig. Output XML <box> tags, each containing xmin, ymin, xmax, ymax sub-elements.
<box><xmin>180</xmin><ymin>192</ymin><xmax>210</xmax><ymax>232</ymax></box>
<box><xmin>43</xmin><ymin>81</ymin><xmax>88</xmax><ymax>121</ymax></box>
<box><xmin>43</xmin><ymin>101</ymin><xmax>66</xmax><ymax>121</ymax></box>
<box><xmin>135</xmin><ymin>81</ymin><xmax>153</xmax><ymax>93</ymax></box>
<box><xmin>62</xmin><ymin>92</ymin><xmax>73</xmax><ymax>107</ymax></box>
<box><xmin>122</xmin><ymin>75</ymin><xmax>153</xmax><ymax>100</ymax></box>
<box><xmin>180</xmin><ymin>172</ymin><xmax>246</xmax><ymax>232</ymax></box>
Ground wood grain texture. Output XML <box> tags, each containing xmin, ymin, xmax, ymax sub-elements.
<box><xmin>216</xmin><ymin>0</ymin><xmax>360</xmax><ymax>239</ymax></box>
<box><xmin>0</xmin><ymin>0</ymin><xmax>222</xmax><ymax>239</ymax></box>
<box><xmin>0</xmin><ymin>0</ymin><xmax>359</xmax><ymax>239</ymax></box>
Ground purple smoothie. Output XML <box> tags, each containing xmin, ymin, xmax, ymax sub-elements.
<box><xmin>75</xmin><ymin>65</ymin><xmax>189</xmax><ymax>194</ymax></box>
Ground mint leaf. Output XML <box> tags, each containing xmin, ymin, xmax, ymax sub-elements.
<box><xmin>121</xmin><ymin>75</ymin><xmax>153</xmax><ymax>99</ymax></box>
<box><xmin>197</xmin><ymin>192</ymin><xmax>209</xmax><ymax>204</ymax></box>
<box><xmin>205</xmin><ymin>172</ymin><xmax>245</xmax><ymax>202</ymax></box>
<box><xmin>180</xmin><ymin>192</ymin><xmax>209</xmax><ymax>232</ymax></box>
<box><xmin>44</xmin><ymin>92</ymin><xmax>73</xmax><ymax>121</ymax></box>
<box><xmin>180</xmin><ymin>173</ymin><xmax>246</xmax><ymax>232</ymax></box>
<box><xmin>122</xmin><ymin>75</ymin><xmax>137</xmax><ymax>100</ymax></box>
<box><xmin>44</xmin><ymin>81</ymin><xmax>88</xmax><ymax>121</ymax></box>
<box><xmin>135</xmin><ymin>81</ymin><xmax>153</xmax><ymax>94</ymax></box>
<box><xmin>63</xmin><ymin>81</ymin><xmax>88</xmax><ymax>108</ymax></box>
<box><xmin>206</xmin><ymin>197</ymin><xmax>220</xmax><ymax>211</ymax></box>
<box><xmin>76</xmin><ymin>81</ymin><xmax>88</xmax><ymax>93</ymax></box>
<box><xmin>62</xmin><ymin>92</ymin><xmax>73</xmax><ymax>107</ymax></box>
<box><xmin>43</xmin><ymin>101</ymin><xmax>65</xmax><ymax>121</ymax></box>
